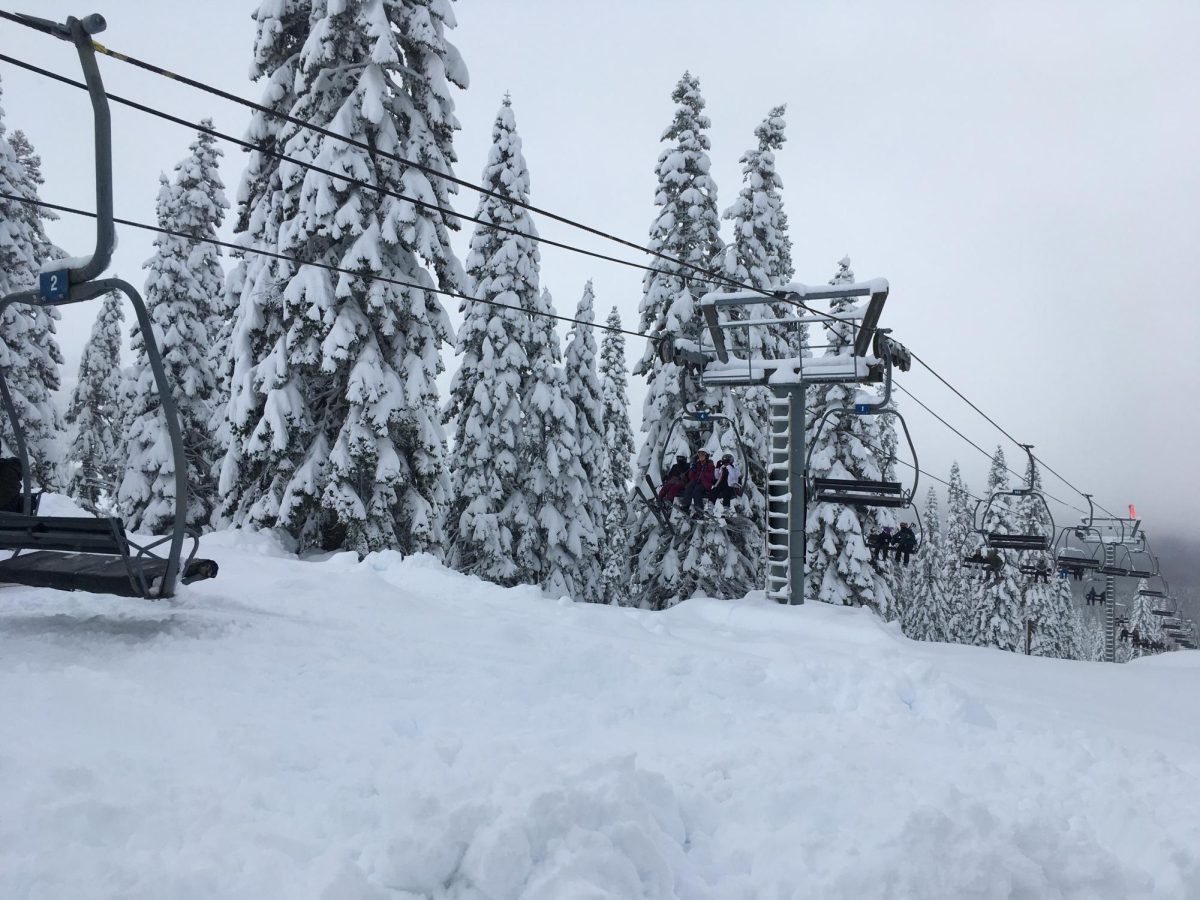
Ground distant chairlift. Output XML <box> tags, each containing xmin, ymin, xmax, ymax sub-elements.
<box><xmin>961</xmin><ymin>446</ymin><xmax>1055</xmax><ymax>574</ymax></box>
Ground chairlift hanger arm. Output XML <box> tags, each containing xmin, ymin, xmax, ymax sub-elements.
<box><xmin>14</xmin><ymin>13</ymin><xmax>114</xmax><ymax>290</ymax></box>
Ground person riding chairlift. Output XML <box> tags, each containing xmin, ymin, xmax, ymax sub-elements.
<box><xmin>965</xmin><ymin>546</ymin><xmax>1003</xmax><ymax>576</ymax></box>
<box><xmin>707</xmin><ymin>452</ymin><xmax>741</xmax><ymax>514</ymax></box>
<box><xmin>0</xmin><ymin>457</ymin><xmax>24</xmax><ymax>514</ymax></box>
<box><xmin>893</xmin><ymin>522</ymin><xmax>918</xmax><ymax>566</ymax></box>
<box><xmin>657</xmin><ymin>454</ymin><xmax>690</xmax><ymax>504</ymax></box>
<box><xmin>678</xmin><ymin>449</ymin><xmax>716</xmax><ymax>518</ymax></box>
<box><xmin>867</xmin><ymin>527</ymin><xmax>893</xmax><ymax>563</ymax></box>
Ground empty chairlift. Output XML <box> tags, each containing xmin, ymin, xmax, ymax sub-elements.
<box><xmin>975</xmin><ymin>446</ymin><xmax>1055</xmax><ymax>553</ymax></box>
<box><xmin>0</xmin><ymin>12</ymin><xmax>216</xmax><ymax>599</ymax></box>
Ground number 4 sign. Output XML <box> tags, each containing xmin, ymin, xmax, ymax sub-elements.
<box><xmin>38</xmin><ymin>269</ymin><xmax>70</xmax><ymax>301</ymax></box>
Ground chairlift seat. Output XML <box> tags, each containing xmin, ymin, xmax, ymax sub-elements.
<box><xmin>1055</xmin><ymin>554</ymin><xmax>1099</xmax><ymax>570</ymax></box>
<box><xmin>986</xmin><ymin>532</ymin><xmax>1051</xmax><ymax>551</ymax></box>
<box><xmin>0</xmin><ymin>513</ymin><xmax>217</xmax><ymax>598</ymax></box>
<box><xmin>811</xmin><ymin>477</ymin><xmax>909</xmax><ymax>508</ymax></box>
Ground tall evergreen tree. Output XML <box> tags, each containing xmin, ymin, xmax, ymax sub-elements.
<box><xmin>444</xmin><ymin>97</ymin><xmax>534</xmax><ymax>584</ymax></box>
<box><xmin>713</xmin><ymin>105</ymin><xmax>800</xmax><ymax>602</ymax></box>
<box><xmin>1034</xmin><ymin>575</ymin><xmax>1084</xmax><ymax>660</ymax></box>
<box><xmin>0</xmin><ymin>104</ymin><xmax>65</xmax><ymax>488</ymax></box>
<box><xmin>1127</xmin><ymin>581</ymin><xmax>1165</xmax><ymax>658</ymax></box>
<box><xmin>969</xmin><ymin>447</ymin><xmax>1024</xmax><ymax>651</ymax></box>
<box><xmin>943</xmin><ymin>461</ymin><xmax>976</xmax><ymax>643</ymax></box>
<box><xmin>518</xmin><ymin>288</ymin><xmax>592</xmax><ymax>598</ymax></box>
<box><xmin>598</xmin><ymin>305</ymin><xmax>635</xmax><ymax>603</ymax></box>
<box><xmin>1014</xmin><ymin>455</ymin><xmax>1078</xmax><ymax>658</ymax></box>
<box><xmin>560</xmin><ymin>282</ymin><xmax>607</xmax><ymax>601</ymax></box>
<box><xmin>720</xmin><ymin>103</ymin><xmax>797</xmax><ymax>352</ymax></box>
<box><xmin>220</xmin><ymin>0</ymin><xmax>467</xmax><ymax>554</ymax></box>
<box><xmin>120</xmin><ymin>127</ymin><xmax>226</xmax><ymax>532</ymax></box>
<box><xmin>630</xmin><ymin>72</ymin><xmax>733</xmax><ymax>609</ymax></box>
<box><xmin>215</xmin><ymin>1</ymin><xmax>313</xmax><ymax>492</ymax></box>
<box><xmin>803</xmin><ymin>258</ymin><xmax>896</xmax><ymax>616</ymax></box>
<box><xmin>901</xmin><ymin>487</ymin><xmax>949</xmax><ymax>642</ymax></box>
<box><xmin>64</xmin><ymin>292</ymin><xmax>125</xmax><ymax>512</ymax></box>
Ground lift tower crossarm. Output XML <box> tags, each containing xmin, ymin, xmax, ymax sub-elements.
<box><xmin>700</xmin><ymin>279</ymin><xmax>889</xmax><ymax>365</ymax></box>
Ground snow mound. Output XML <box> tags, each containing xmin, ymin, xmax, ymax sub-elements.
<box><xmin>362</xmin><ymin>757</ymin><xmax>702</xmax><ymax>899</ymax></box>
<box><xmin>2</xmin><ymin>530</ymin><xmax>1199</xmax><ymax>898</ymax></box>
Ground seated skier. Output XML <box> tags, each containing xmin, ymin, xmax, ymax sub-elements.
<box><xmin>707</xmin><ymin>453</ymin><xmax>742</xmax><ymax>514</ymax></box>
<box><xmin>678</xmin><ymin>449</ymin><xmax>716</xmax><ymax>518</ymax></box>
<box><xmin>868</xmin><ymin>527</ymin><xmax>893</xmax><ymax>563</ymax></box>
<box><xmin>893</xmin><ymin>522</ymin><xmax>918</xmax><ymax>566</ymax></box>
<box><xmin>1033</xmin><ymin>559</ymin><xmax>1050</xmax><ymax>584</ymax></box>
<box><xmin>965</xmin><ymin>547</ymin><xmax>1002</xmax><ymax>574</ymax></box>
<box><xmin>0</xmin><ymin>457</ymin><xmax>24</xmax><ymax>514</ymax></box>
<box><xmin>657</xmin><ymin>454</ymin><xmax>690</xmax><ymax>504</ymax></box>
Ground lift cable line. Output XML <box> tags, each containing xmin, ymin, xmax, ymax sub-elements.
<box><xmin>0</xmin><ymin>8</ymin><xmax>752</xmax><ymax>297</ymax></box>
<box><xmin>0</xmin><ymin>16</ymin><xmax>874</xmax><ymax>332</ymax></box>
<box><xmin>0</xmin><ymin>53</ymin><xmax>719</xmax><ymax>291</ymax></box>
<box><xmin>893</xmin><ymin>382</ymin><xmax>1089</xmax><ymax>517</ymax></box>
<box><xmin>907</xmin><ymin>349</ymin><xmax>1121</xmax><ymax>520</ymax></box>
<box><xmin>0</xmin><ymin>191</ymin><xmax>991</xmax><ymax>514</ymax></box>
<box><xmin>0</xmin><ymin>192</ymin><xmax>649</xmax><ymax>341</ymax></box>
<box><xmin>0</xmin><ymin>26</ymin><xmax>1124</xmax><ymax>525</ymax></box>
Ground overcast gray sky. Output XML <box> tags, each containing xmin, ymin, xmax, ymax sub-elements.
<box><xmin>1</xmin><ymin>1</ymin><xmax>1197</xmax><ymax>541</ymax></box>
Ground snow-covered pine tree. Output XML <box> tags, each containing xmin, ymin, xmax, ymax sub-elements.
<box><xmin>901</xmin><ymin>487</ymin><xmax>949</xmax><ymax>642</ymax></box>
<box><xmin>943</xmin><ymin>461</ymin><xmax>976</xmax><ymax>643</ymax></box>
<box><xmin>215</xmin><ymin>1</ymin><xmax>312</xmax><ymax>496</ymax></box>
<box><xmin>518</xmin><ymin>288</ymin><xmax>592</xmax><ymax>598</ymax></box>
<box><xmin>1127</xmin><ymin>581</ymin><xmax>1165</xmax><ymax>659</ymax></box>
<box><xmin>970</xmin><ymin>447</ymin><xmax>1024</xmax><ymax>651</ymax></box>
<box><xmin>598</xmin><ymin>305</ymin><xmax>635</xmax><ymax>603</ymax></box>
<box><xmin>713</xmin><ymin>105</ymin><xmax>800</xmax><ymax>601</ymax></box>
<box><xmin>803</xmin><ymin>257</ymin><xmax>896</xmax><ymax>616</ymax></box>
<box><xmin>720</xmin><ymin>103</ymin><xmax>797</xmax><ymax>353</ymax></box>
<box><xmin>560</xmin><ymin>282</ymin><xmax>607</xmax><ymax>602</ymax></box>
<box><xmin>221</xmin><ymin>0</ymin><xmax>466</xmax><ymax>554</ymax></box>
<box><xmin>631</xmin><ymin>72</ymin><xmax>746</xmax><ymax>610</ymax></box>
<box><xmin>0</xmin><ymin>107</ymin><xmax>65</xmax><ymax>488</ymax></box>
<box><xmin>119</xmin><ymin>127</ymin><xmax>226</xmax><ymax>532</ymax></box>
<box><xmin>444</xmin><ymin>97</ymin><xmax>535</xmax><ymax>585</ymax></box>
<box><xmin>1014</xmin><ymin>455</ymin><xmax>1077</xmax><ymax>658</ymax></box>
<box><xmin>64</xmin><ymin>292</ymin><xmax>125</xmax><ymax>511</ymax></box>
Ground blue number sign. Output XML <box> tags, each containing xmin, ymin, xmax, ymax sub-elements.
<box><xmin>39</xmin><ymin>269</ymin><xmax>70</xmax><ymax>301</ymax></box>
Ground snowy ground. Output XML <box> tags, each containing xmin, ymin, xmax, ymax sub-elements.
<box><xmin>2</xmin><ymin>513</ymin><xmax>1200</xmax><ymax>898</ymax></box>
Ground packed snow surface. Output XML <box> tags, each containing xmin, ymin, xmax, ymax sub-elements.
<box><xmin>2</xmin><ymin>525</ymin><xmax>1199</xmax><ymax>899</ymax></box>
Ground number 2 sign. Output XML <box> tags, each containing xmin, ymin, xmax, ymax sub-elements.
<box><xmin>38</xmin><ymin>269</ymin><xmax>70</xmax><ymax>301</ymax></box>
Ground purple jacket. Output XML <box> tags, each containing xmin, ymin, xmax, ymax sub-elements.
<box><xmin>688</xmin><ymin>459</ymin><xmax>716</xmax><ymax>489</ymax></box>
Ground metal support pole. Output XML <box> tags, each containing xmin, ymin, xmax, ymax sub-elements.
<box><xmin>1104</xmin><ymin>542</ymin><xmax>1116</xmax><ymax>663</ymax></box>
<box><xmin>788</xmin><ymin>385</ymin><xmax>806</xmax><ymax>605</ymax></box>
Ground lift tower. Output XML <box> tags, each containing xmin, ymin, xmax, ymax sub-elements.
<box><xmin>661</xmin><ymin>279</ymin><xmax>907</xmax><ymax>605</ymax></box>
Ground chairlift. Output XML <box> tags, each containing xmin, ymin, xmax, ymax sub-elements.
<box><xmin>1136</xmin><ymin>573</ymin><xmax>1169</xmax><ymax>601</ymax></box>
<box><xmin>1148</xmin><ymin>595</ymin><xmax>1179</xmax><ymax>618</ymax></box>
<box><xmin>973</xmin><ymin>445</ymin><xmax>1055</xmax><ymax>553</ymax></box>
<box><xmin>1112</xmin><ymin>540</ymin><xmax>1160</xmax><ymax>580</ymax></box>
<box><xmin>1054</xmin><ymin>516</ymin><xmax>1103</xmax><ymax>577</ymax></box>
<box><xmin>0</xmin><ymin>13</ymin><xmax>216</xmax><ymax>600</ymax></box>
<box><xmin>806</xmin><ymin>340</ymin><xmax>918</xmax><ymax>510</ymax></box>
<box><xmin>634</xmin><ymin>399</ymin><xmax>755</xmax><ymax>539</ymax></box>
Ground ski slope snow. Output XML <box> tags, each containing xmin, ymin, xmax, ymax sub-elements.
<box><xmin>2</xmin><ymin>518</ymin><xmax>1199</xmax><ymax>899</ymax></box>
